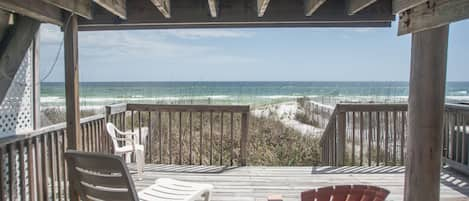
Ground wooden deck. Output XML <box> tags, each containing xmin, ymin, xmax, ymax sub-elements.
<box><xmin>130</xmin><ymin>165</ymin><xmax>469</xmax><ymax>201</ymax></box>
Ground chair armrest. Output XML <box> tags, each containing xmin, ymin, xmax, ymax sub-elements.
<box><xmin>115</xmin><ymin>129</ymin><xmax>137</xmax><ymax>136</ymax></box>
<box><xmin>115</xmin><ymin>137</ymin><xmax>137</xmax><ymax>151</ymax></box>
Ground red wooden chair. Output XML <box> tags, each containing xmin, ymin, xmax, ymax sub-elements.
<box><xmin>301</xmin><ymin>185</ymin><xmax>390</xmax><ymax>201</ymax></box>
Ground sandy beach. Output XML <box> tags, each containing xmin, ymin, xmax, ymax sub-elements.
<box><xmin>252</xmin><ymin>101</ymin><xmax>324</xmax><ymax>137</ymax></box>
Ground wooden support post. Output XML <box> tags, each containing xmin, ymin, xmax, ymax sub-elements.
<box><xmin>337</xmin><ymin>112</ymin><xmax>346</xmax><ymax>166</ymax></box>
<box><xmin>32</xmin><ymin>32</ymin><xmax>41</xmax><ymax>129</ymax></box>
<box><xmin>240</xmin><ymin>112</ymin><xmax>249</xmax><ymax>166</ymax></box>
<box><xmin>404</xmin><ymin>25</ymin><xmax>449</xmax><ymax>201</ymax></box>
<box><xmin>64</xmin><ymin>13</ymin><xmax>80</xmax><ymax>201</ymax></box>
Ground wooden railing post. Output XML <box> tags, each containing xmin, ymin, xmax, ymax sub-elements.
<box><xmin>337</xmin><ymin>111</ymin><xmax>346</xmax><ymax>166</ymax></box>
<box><xmin>240</xmin><ymin>112</ymin><xmax>249</xmax><ymax>166</ymax></box>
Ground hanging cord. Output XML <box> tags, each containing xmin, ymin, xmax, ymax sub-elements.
<box><xmin>40</xmin><ymin>13</ymin><xmax>74</xmax><ymax>83</ymax></box>
<box><xmin>0</xmin><ymin>13</ymin><xmax>74</xmax><ymax>86</ymax></box>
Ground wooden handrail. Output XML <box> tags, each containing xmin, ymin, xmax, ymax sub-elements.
<box><xmin>445</xmin><ymin>103</ymin><xmax>469</xmax><ymax>112</ymax></box>
<box><xmin>336</xmin><ymin>103</ymin><xmax>407</xmax><ymax>112</ymax></box>
<box><xmin>126</xmin><ymin>103</ymin><xmax>250</xmax><ymax>113</ymax></box>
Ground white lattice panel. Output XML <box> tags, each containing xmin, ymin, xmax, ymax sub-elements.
<box><xmin>0</xmin><ymin>46</ymin><xmax>34</xmax><ymax>137</ymax></box>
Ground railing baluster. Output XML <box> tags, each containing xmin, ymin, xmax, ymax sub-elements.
<box><xmin>62</xmin><ymin>130</ymin><xmax>68</xmax><ymax>200</ymax></box>
<box><xmin>35</xmin><ymin>136</ymin><xmax>43</xmax><ymax>201</ymax></box>
<box><xmin>189</xmin><ymin>112</ymin><xmax>193</xmax><ymax>165</ymax></box>
<box><xmin>49</xmin><ymin>133</ymin><xmax>57</xmax><ymax>201</ymax></box>
<box><xmin>27</xmin><ymin>138</ymin><xmax>35</xmax><ymax>201</ymax></box>
<box><xmin>352</xmin><ymin>112</ymin><xmax>355</xmax><ymax>165</ymax></box>
<box><xmin>393</xmin><ymin>111</ymin><xmax>397</xmax><ymax>165</ymax></box>
<box><xmin>230</xmin><ymin>112</ymin><xmax>234</xmax><ymax>166</ymax></box>
<box><xmin>19</xmin><ymin>141</ymin><xmax>26</xmax><ymax>201</ymax></box>
<box><xmin>41</xmin><ymin>134</ymin><xmax>49</xmax><ymax>201</ymax></box>
<box><xmin>179</xmin><ymin>112</ymin><xmax>182</xmax><ymax>165</ymax></box>
<box><xmin>220</xmin><ymin>112</ymin><xmax>224</xmax><ymax>165</ymax></box>
<box><xmin>148</xmin><ymin>111</ymin><xmax>152</xmax><ymax>163</ymax></box>
<box><xmin>159</xmin><ymin>111</ymin><xmax>162</xmax><ymax>163</ymax></box>
<box><xmin>460</xmin><ymin>112</ymin><xmax>467</xmax><ymax>164</ymax></box>
<box><xmin>401</xmin><ymin>111</ymin><xmax>406</xmax><ymax>165</ymax></box>
<box><xmin>0</xmin><ymin>146</ymin><xmax>6</xmax><ymax>201</ymax></box>
<box><xmin>9</xmin><ymin>143</ymin><xmax>17</xmax><ymax>201</ymax></box>
<box><xmin>210</xmin><ymin>111</ymin><xmax>213</xmax><ymax>165</ymax></box>
<box><xmin>448</xmin><ymin>112</ymin><xmax>456</xmax><ymax>161</ymax></box>
<box><xmin>96</xmin><ymin>120</ymin><xmax>102</xmax><ymax>153</ymax></box>
<box><xmin>240</xmin><ymin>112</ymin><xmax>249</xmax><ymax>166</ymax></box>
<box><xmin>55</xmin><ymin>132</ymin><xmax>62</xmax><ymax>201</ymax></box>
<box><xmin>368</xmin><ymin>112</ymin><xmax>372</xmax><ymax>166</ymax></box>
<box><xmin>131</xmin><ymin>110</ymin><xmax>135</xmax><ymax>132</ymax></box>
<box><xmin>200</xmin><ymin>112</ymin><xmax>203</xmax><ymax>165</ymax></box>
<box><xmin>376</xmin><ymin>112</ymin><xmax>381</xmax><ymax>166</ymax></box>
<box><xmin>360</xmin><ymin>112</ymin><xmax>364</xmax><ymax>166</ymax></box>
<box><xmin>169</xmin><ymin>112</ymin><xmax>172</xmax><ymax>164</ymax></box>
<box><xmin>138</xmin><ymin>111</ymin><xmax>142</xmax><ymax>145</ymax></box>
<box><xmin>384</xmin><ymin>111</ymin><xmax>389</xmax><ymax>166</ymax></box>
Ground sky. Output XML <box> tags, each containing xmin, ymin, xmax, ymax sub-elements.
<box><xmin>39</xmin><ymin>19</ymin><xmax>469</xmax><ymax>82</ymax></box>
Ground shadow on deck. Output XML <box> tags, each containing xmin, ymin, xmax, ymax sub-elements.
<box><xmin>129</xmin><ymin>164</ymin><xmax>469</xmax><ymax>201</ymax></box>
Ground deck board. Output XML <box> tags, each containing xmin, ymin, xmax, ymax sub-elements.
<box><xmin>130</xmin><ymin>165</ymin><xmax>469</xmax><ymax>201</ymax></box>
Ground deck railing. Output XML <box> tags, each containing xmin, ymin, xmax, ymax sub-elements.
<box><xmin>4</xmin><ymin>102</ymin><xmax>469</xmax><ymax>200</ymax></box>
<box><xmin>442</xmin><ymin>103</ymin><xmax>469</xmax><ymax>174</ymax></box>
<box><xmin>106</xmin><ymin>103</ymin><xmax>250</xmax><ymax>166</ymax></box>
<box><xmin>320</xmin><ymin>103</ymin><xmax>408</xmax><ymax>166</ymax></box>
<box><xmin>319</xmin><ymin>102</ymin><xmax>469</xmax><ymax>170</ymax></box>
<box><xmin>0</xmin><ymin>114</ymin><xmax>107</xmax><ymax>201</ymax></box>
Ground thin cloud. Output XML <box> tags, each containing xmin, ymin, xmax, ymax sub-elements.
<box><xmin>39</xmin><ymin>24</ymin><xmax>258</xmax><ymax>71</ymax></box>
<box><xmin>163</xmin><ymin>29</ymin><xmax>254</xmax><ymax>39</ymax></box>
<box><xmin>40</xmin><ymin>24</ymin><xmax>62</xmax><ymax>45</ymax></box>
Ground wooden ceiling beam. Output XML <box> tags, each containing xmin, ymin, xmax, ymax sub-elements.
<box><xmin>392</xmin><ymin>0</ymin><xmax>427</xmax><ymax>14</ymax></box>
<box><xmin>0</xmin><ymin>0</ymin><xmax>63</xmax><ymax>25</ymax></box>
<box><xmin>94</xmin><ymin>0</ymin><xmax>127</xmax><ymax>20</ymax></box>
<box><xmin>208</xmin><ymin>0</ymin><xmax>218</xmax><ymax>18</ymax></box>
<box><xmin>347</xmin><ymin>0</ymin><xmax>378</xmax><ymax>15</ymax></box>
<box><xmin>398</xmin><ymin>0</ymin><xmax>469</xmax><ymax>35</ymax></box>
<box><xmin>305</xmin><ymin>0</ymin><xmax>327</xmax><ymax>16</ymax></box>
<box><xmin>0</xmin><ymin>15</ymin><xmax>40</xmax><ymax>104</ymax></box>
<box><xmin>149</xmin><ymin>0</ymin><xmax>171</xmax><ymax>18</ymax></box>
<box><xmin>257</xmin><ymin>0</ymin><xmax>271</xmax><ymax>17</ymax></box>
<box><xmin>42</xmin><ymin>0</ymin><xmax>93</xmax><ymax>19</ymax></box>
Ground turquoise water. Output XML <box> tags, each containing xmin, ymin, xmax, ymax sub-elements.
<box><xmin>40</xmin><ymin>81</ymin><xmax>469</xmax><ymax>109</ymax></box>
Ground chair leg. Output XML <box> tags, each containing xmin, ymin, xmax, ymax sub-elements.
<box><xmin>136</xmin><ymin>149</ymin><xmax>144</xmax><ymax>180</ymax></box>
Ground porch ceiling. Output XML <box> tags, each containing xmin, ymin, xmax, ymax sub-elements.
<box><xmin>77</xmin><ymin>0</ymin><xmax>394</xmax><ymax>31</ymax></box>
<box><xmin>0</xmin><ymin>0</ymin><xmax>467</xmax><ymax>35</ymax></box>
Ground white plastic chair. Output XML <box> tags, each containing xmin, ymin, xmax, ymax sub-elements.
<box><xmin>106</xmin><ymin>122</ymin><xmax>144</xmax><ymax>179</ymax></box>
<box><xmin>65</xmin><ymin>150</ymin><xmax>214</xmax><ymax>201</ymax></box>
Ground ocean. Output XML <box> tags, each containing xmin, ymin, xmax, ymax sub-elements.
<box><xmin>40</xmin><ymin>81</ymin><xmax>469</xmax><ymax>110</ymax></box>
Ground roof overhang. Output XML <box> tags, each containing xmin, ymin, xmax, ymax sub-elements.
<box><xmin>77</xmin><ymin>0</ymin><xmax>394</xmax><ymax>31</ymax></box>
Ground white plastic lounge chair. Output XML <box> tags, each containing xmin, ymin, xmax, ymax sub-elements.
<box><xmin>106</xmin><ymin>122</ymin><xmax>144</xmax><ymax>179</ymax></box>
<box><xmin>64</xmin><ymin>150</ymin><xmax>214</xmax><ymax>201</ymax></box>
